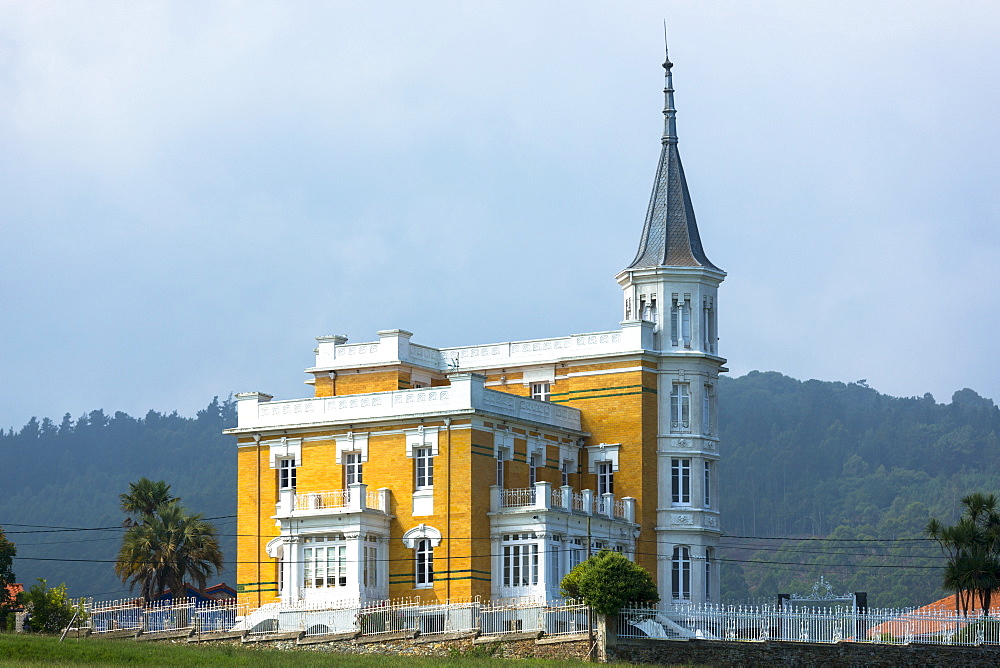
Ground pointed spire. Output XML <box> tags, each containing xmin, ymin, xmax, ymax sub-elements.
<box><xmin>625</xmin><ymin>37</ymin><xmax>721</xmax><ymax>272</ymax></box>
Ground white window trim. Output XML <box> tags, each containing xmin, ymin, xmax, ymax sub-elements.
<box><xmin>521</xmin><ymin>366</ymin><xmax>555</xmax><ymax>386</ymax></box>
<box><xmin>401</xmin><ymin>524</ymin><xmax>443</xmax><ymax>549</ymax></box>
<box><xmin>585</xmin><ymin>443</ymin><xmax>620</xmax><ymax>473</ymax></box>
<box><xmin>334</xmin><ymin>432</ymin><xmax>369</xmax><ymax>465</ymax></box>
<box><xmin>404</xmin><ymin>426</ymin><xmax>440</xmax><ymax>458</ymax></box>
<box><xmin>269</xmin><ymin>436</ymin><xmax>302</xmax><ymax>469</ymax></box>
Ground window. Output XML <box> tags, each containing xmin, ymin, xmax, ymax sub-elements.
<box><xmin>502</xmin><ymin>534</ymin><xmax>539</xmax><ymax>588</ymax></box>
<box><xmin>415</xmin><ymin>447</ymin><xmax>434</xmax><ymax>490</ymax></box>
<box><xmin>530</xmin><ymin>382</ymin><xmax>551</xmax><ymax>402</ymax></box>
<box><xmin>704</xmin><ymin>461</ymin><xmax>712</xmax><ymax>507</ymax></box>
<box><xmin>363</xmin><ymin>535</ymin><xmax>379</xmax><ymax>588</ymax></box>
<box><xmin>702</xmin><ymin>385</ymin><xmax>712</xmax><ymax>435</ymax></box>
<box><xmin>415</xmin><ymin>539</ymin><xmax>434</xmax><ymax>587</ymax></box>
<box><xmin>671</xmin><ymin>297</ymin><xmax>691</xmax><ymax>347</ymax></box>
<box><xmin>681</xmin><ymin>298</ymin><xmax>692</xmax><ymax>347</ymax></box>
<box><xmin>672</xmin><ymin>546</ymin><xmax>691</xmax><ymax>600</ymax></box>
<box><xmin>345</xmin><ymin>452</ymin><xmax>363</xmax><ymax>485</ymax></box>
<box><xmin>569</xmin><ymin>538</ymin><xmax>585</xmax><ymax>569</ymax></box>
<box><xmin>303</xmin><ymin>535</ymin><xmax>347</xmax><ymax>588</ymax></box>
<box><xmin>528</xmin><ymin>454</ymin><xmax>539</xmax><ymax>486</ymax></box>
<box><xmin>671</xmin><ymin>383</ymin><xmax>690</xmax><ymax>431</ymax></box>
<box><xmin>496</xmin><ymin>449</ymin><xmax>507</xmax><ymax>488</ymax></box>
<box><xmin>672</xmin><ymin>458</ymin><xmax>690</xmax><ymax>504</ymax></box>
<box><xmin>705</xmin><ymin>548</ymin><xmax>714</xmax><ymax>601</ymax></box>
<box><xmin>278</xmin><ymin>457</ymin><xmax>297</xmax><ymax>490</ymax></box>
<box><xmin>596</xmin><ymin>461</ymin><xmax>614</xmax><ymax>496</ymax></box>
<box><xmin>548</xmin><ymin>536</ymin><xmax>562</xmax><ymax>586</ymax></box>
<box><xmin>561</xmin><ymin>460</ymin><xmax>572</xmax><ymax>487</ymax></box>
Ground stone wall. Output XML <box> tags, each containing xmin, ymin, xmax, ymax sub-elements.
<box><xmin>609</xmin><ymin>637</ymin><xmax>1000</xmax><ymax>667</ymax></box>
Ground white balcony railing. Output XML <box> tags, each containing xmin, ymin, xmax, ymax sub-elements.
<box><xmin>277</xmin><ymin>484</ymin><xmax>390</xmax><ymax>517</ymax></box>
<box><xmin>491</xmin><ymin>482</ymin><xmax>635</xmax><ymax>522</ymax></box>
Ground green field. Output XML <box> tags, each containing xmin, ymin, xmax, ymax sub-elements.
<box><xmin>0</xmin><ymin>634</ymin><xmax>652</xmax><ymax>667</ymax></box>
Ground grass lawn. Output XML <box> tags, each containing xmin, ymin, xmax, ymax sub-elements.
<box><xmin>0</xmin><ymin>634</ymin><xmax>650</xmax><ymax>667</ymax></box>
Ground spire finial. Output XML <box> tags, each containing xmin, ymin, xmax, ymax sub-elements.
<box><xmin>662</xmin><ymin>20</ymin><xmax>677</xmax><ymax>145</ymax></box>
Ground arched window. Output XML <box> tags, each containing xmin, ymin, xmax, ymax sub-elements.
<box><xmin>403</xmin><ymin>524</ymin><xmax>442</xmax><ymax>590</ymax></box>
<box><xmin>672</xmin><ymin>546</ymin><xmax>690</xmax><ymax>600</ymax></box>
<box><xmin>415</xmin><ymin>539</ymin><xmax>434</xmax><ymax>587</ymax></box>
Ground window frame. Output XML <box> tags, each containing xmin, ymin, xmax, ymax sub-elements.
<box><xmin>672</xmin><ymin>546</ymin><xmax>691</xmax><ymax>600</ymax></box>
<box><xmin>671</xmin><ymin>458</ymin><xmax>691</xmax><ymax>505</ymax></box>
<box><xmin>415</xmin><ymin>538</ymin><xmax>434</xmax><ymax>588</ymax></box>
<box><xmin>414</xmin><ymin>447</ymin><xmax>434</xmax><ymax>490</ymax></box>
<box><xmin>530</xmin><ymin>382</ymin><xmax>551</xmax><ymax>402</ymax></box>
<box><xmin>671</xmin><ymin>383</ymin><xmax>691</xmax><ymax>431</ymax></box>
<box><xmin>278</xmin><ymin>457</ymin><xmax>297</xmax><ymax>490</ymax></box>
<box><xmin>344</xmin><ymin>451</ymin><xmax>363</xmax><ymax>485</ymax></box>
<box><xmin>302</xmin><ymin>535</ymin><xmax>348</xmax><ymax>589</ymax></box>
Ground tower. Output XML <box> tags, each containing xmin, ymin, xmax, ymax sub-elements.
<box><xmin>616</xmin><ymin>44</ymin><xmax>725</xmax><ymax>604</ymax></box>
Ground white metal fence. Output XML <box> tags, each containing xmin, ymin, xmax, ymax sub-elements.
<box><xmin>619</xmin><ymin>602</ymin><xmax>1000</xmax><ymax>647</ymax></box>
<box><xmin>85</xmin><ymin>597</ymin><xmax>253</xmax><ymax>635</ymax></box>
<box><xmin>81</xmin><ymin>595</ymin><xmax>591</xmax><ymax>639</ymax></box>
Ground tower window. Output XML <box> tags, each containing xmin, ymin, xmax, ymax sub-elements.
<box><xmin>528</xmin><ymin>454</ymin><xmax>539</xmax><ymax>486</ymax></box>
<box><xmin>702</xmin><ymin>385</ymin><xmax>713</xmax><ymax>435</ymax></box>
<box><xmin>671</xmin><ymin>383</ymin><xmax>690</xmax><ymax>431</ymax></box>
<box><xmin>704</xmin><ymin>461</ymin><xmax>712</xmax><ymax>507</ymax></box>
<box><xmin>672</xmin><ymin>458</ymin><xmax>690</xmax><ymax>505</ymax></box>
<box><xmin>672</xmin><ymin>546</ymin><xmax>691</xmax><ymax>600</ymax></box>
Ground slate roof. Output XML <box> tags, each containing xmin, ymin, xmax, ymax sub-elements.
<box><xmin>626</xmin><ymin>55</ymin><xmax>721</xmax><ymax>272</ymax></box>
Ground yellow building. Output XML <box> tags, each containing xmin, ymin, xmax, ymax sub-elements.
<box><xmin>226</xmin><ymin>50</ymin><xmax>725</xmax><ymax>610</ymax></box>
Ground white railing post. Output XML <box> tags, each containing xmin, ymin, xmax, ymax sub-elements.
<box><xmin>534</xmin><ymin>481</ymin><xmax>551</xmax><ymax>510</ymax></box>
<box><xmin>349</xmin><ymin>483</ymin><xmax>367</xmax><ymax>511</ymax></box>
<box><xmin>622</xmin><ymin>496</ymin><xmax>636</xmax><ymax>522</ymax></box>
<box><xmin>559</xmin><ymin>485</ymin><xmax>572</xmax><ymax>510</ymax></box>
<box><xmin>378</xmin><ymin>487</ymin><xmax>391</xmax><ymax>512</ymax></box>
<box><xmin>278</xmin><ymin>488</ymin><xmax>295</xmax><ymax>515</ymax></box>
<box><xmin>490</xmin><ymin>485</ymin><xmax>502</xmax><ymax>511</ymax></box>
<box><xmin>602</xmin><ymin>492</ymin><xmax>615</xmax><ymax>518</ymax></box>
<box><xmin>581</xmin><ymin>489</ymin><xmax>594</xmax><ymax>515</ymax></box>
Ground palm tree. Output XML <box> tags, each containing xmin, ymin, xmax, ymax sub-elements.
<box><xmin>119</xmin><ymin>478</ymin><xmax>178</xmax><ymax>527</ymax></box>
<box><xmin>927</xmin><ymin>493</ymin><xmax>1000</xmax><ymax>616</ymax></box>
<box><xmin>115</xmin><ymin>483</ymin><xmax>223</xmax><ymax>600</ymax></box>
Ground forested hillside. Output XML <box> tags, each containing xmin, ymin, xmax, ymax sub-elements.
<box><xmin>0</xmin><ymin>398</ymin><xmax>237</xmax><ymax>601</ymax></box>
<box><xmin>1</xmin><ymin>375</ymin><xmax>998</xmax><ymax>607</ymax></box>
<box><xmin>718</xmin><ymin>372</ymin><xmax>1000</xmax><ymax>607</ymax></box>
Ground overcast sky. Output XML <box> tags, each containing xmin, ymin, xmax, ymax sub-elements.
<box><xmin>2</xmin><ymin>1</ymin><xmax>998</xmax><ymax>431</ymax></box>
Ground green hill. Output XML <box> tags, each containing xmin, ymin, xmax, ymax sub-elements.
<box><xmin>1</xmin><ymin>375</ymin><xmax>997</xmax><ymax>607</ymax></box>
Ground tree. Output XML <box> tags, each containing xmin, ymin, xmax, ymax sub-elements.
<box><xmin>21</xmin><ymin>579</ymin><xmax>77</xmax><ymax>633</ymax></box>
<box><xmin>560</xmin><ymin>550</ymin><xmax>659</xmax><ymax>615</ymax></box>
<box><xmin>119</xmin><ymin>477</ymin><xmax>179</xmax><ymax>527</ymax></box>
<box><xmin>927</xmin><ymin>492</ymin><xmax>1000</xmax><ymax>616</ymax></box>
<box><xmin>115</xmin><ymin>480</ymin><xmax>223</xmax><ymax>600</ymax></box>
<box><xmin>0</xmin><ymin>526</ymin><xmax>16</xmax><ymax>629</ymax></box>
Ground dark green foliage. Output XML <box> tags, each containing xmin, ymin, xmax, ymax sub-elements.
<box><xmin>0</xmin><ymin>397</ymin><xmax>236</xmax><ymax>600</ymax></box>
<box><xmin>0</xmin><ymin>526</ymin><xmax>16</xmax><ymax>630</ymax></box>
<box><xmin>719</xmin><ymin>372</ymin><xmax>1000</xmax><ymax>607</ymax></box>
<box><xmin>115</xmin><ymin>485</ymin><xmax>223</xmax><ymax>600</ymax></box>
<box><xmin>560</xmin><ymin>550</ymin><xmax>658</xmax><ymax>615</ymax></box>
<box><xmin>927</xmin><ymin>493</ymin><xmax>1000</xmax><ymax>615</ymax></box>
<box><xmin>20</xmin><ymin>579</ymin><xmax>76</xmax><ymax>633</ymax></box>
